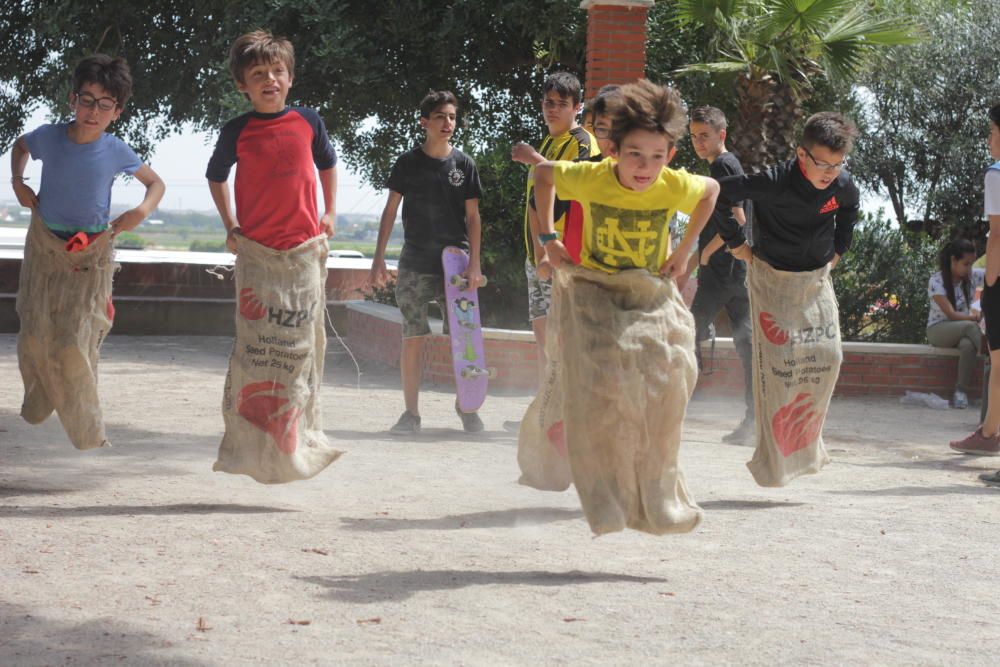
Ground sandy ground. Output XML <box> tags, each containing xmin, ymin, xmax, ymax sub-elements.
<box><xmin>2</xmin><ymin>334</ymin><xmax>1000</xmax><ymax>666</ymax></box>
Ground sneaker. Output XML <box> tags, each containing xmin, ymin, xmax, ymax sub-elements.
<box><xmin>949</xmin><ymin>427</ymin><xmax>1000</xmax><ymax>455</ymax></box>
<box><xmin>389</xmin><ymin>411</ymin><xmax>421</xmax><ymax>435</ymax></box>
<box><xmin>978</xmin><ymin>471</ymin><xmax>1000</xmax><ymax>486</ymax></box>
<box><xmin>952</xmin><ymin>390</ymin><xmax>969</xmax><ymax>409</ymax></box>
<box><xmin>456</xmin><ymin>403</ymin><xmax>484</xmax><ymax>433</ymax></box>
<box><xmin>722</xmin><ymin>417</ymin><xmax>755</xmax><ymax>445</ymax></box>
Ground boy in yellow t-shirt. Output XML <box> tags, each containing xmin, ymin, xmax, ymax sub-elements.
<box><xmin>529</xmin><ymin>80</ymin><xmax>719</xmax><ymax>536</ymax></box>
<box><xmin>533</xmin><ymin>80</ymin><xmax>718</xmax><ymax>277</ymax></box>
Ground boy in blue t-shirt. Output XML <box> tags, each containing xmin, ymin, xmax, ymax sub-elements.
<box><xmin>10</xmin><ymin>54</ymin><xmax>165</xmax><ymax>239</ymax></box>
<box><xmin>9</xmin><ymin>54</ymin><xmax>164</xmax><ymax>450</ymax></box>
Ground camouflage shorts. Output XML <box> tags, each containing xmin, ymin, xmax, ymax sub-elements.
<box><xmin>524</xmin><ymin>258</ymin><xmax>553</xmax><ymax>321</ymax></box>
<box><xmin>395</xmin><ymin>268</ymin><xmax>449</xmax><ymax>338</ymax></box>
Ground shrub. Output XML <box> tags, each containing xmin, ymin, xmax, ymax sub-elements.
<box><xmin>114</xmin><ymin>232</ymin><xmax>146</xmax><ymax>249</ymax></box>
<box><xmin>833</xmin><ymin>211</ymin><xmax>936</xmax><ymax>343</ymax></box>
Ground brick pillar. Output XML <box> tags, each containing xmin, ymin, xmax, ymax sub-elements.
<box><xmin>581</xmin><ymin>0</ymin><xmax>654</xmax><ymax>100</ymax></box>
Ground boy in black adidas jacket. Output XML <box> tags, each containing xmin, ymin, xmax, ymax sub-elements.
<box><xmin>716</xmin><ymin>112</ymin><xmax>860</xmax><ymax>270</ymax></box>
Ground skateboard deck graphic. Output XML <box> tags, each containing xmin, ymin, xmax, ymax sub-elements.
<box><xmin>442</xmin><ymin>247</ymin><xmax>494</xmax><ymax>413</ymax></box>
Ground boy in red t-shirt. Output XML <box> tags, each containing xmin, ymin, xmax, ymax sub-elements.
<box><xmin>206</xmin><ymin>30</ymin><xmax>337</xmax><ymax>251</ymax></box>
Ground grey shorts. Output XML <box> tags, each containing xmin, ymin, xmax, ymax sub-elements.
<box><xmin>524</xmin><ymin>258</ymin><xmax>552</xmax><ymax>321</ymax></box>
<box><xmin>395</xmin><ymin>268</ymin><xmax>449</xmax><ymax>338</ymax></box>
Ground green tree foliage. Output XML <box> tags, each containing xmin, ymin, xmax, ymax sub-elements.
<box><xmin>1</xmin><ymin>1</ymin><xmax>592</xmax><ymax>327</ymax></box>
<box><xmin>669</xmin><ymin>0</ymin><xmax>919</xmax><ymax>170</ymax></box>
<box><xmin>850</xmin><ymin>0</ymin><xmax>1000</xmax><ymax>239</ymax></box>
<box><xmin>833</xmin><ymin>211</ymin><xmax>936</xmax><ymax>343</ymax></box>
<box><xmin>1</xmin><ymin>1</ymin><xmax>587</xmax><ymax>179</ymax></box>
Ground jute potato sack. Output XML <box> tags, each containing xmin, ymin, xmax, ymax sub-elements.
<box><xmin>553</xmin><ymin>265</ymin><xmax>702</xmax><ymax>536</ymax></box>
<box><xmin>214</xmin><ymin>234</ymin><xmax>343</xmax><ymax>483</ymax></box>
<box><xmin>747</xmin><ymin>259</ymin><xmax>841</xmax><ymax>487</ymax></box>
<box><xmin>17</xmin><ymin>216</ymin><xmax>115</xmax><ymax>450</ymax></box>
<box><xmin>517</xmin><ymin>292</ymin><xmax>572</xmax><ymax>493</ymax></box>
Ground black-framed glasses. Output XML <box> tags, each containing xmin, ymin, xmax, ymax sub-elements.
<box><xmin>802</xmin><ymin>146</ymin><xmax>847</xmax><ymax>172</ymax></box>
<box><xmin>74</xmin><ymin>91</ymin><xmax>118</xmax><ymax>112</ymax></box>
<box><xmin>593</xmin><ymin>126</ymin><xmax>611</xmax><ymax>139</ymax></box>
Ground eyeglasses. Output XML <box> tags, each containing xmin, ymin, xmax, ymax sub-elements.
<box><xmin>802</xmin><ymin>146</ymin><xmax>847</xmax><ymax>172</ymax></box>
<box><xmin>593</xmin><ymin>127</ymin><xmax>610</xmax><ymax>139</ymax></box>
<box><xmin>74</xmin><ymin>91</ymin><xmax>119</xmax><ymax>112</ymax></box>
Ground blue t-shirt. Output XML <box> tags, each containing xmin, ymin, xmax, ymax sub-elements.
<box><xmin>24</xmin><ymin>123</ymin><xmax>143</xmax><ymax>234</ymax></box>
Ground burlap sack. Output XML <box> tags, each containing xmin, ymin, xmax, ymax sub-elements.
<box><xmin>16</xmin><ymin>216</ymin><xmax>115</xmax><ymax>450</ymax></box>
<box><xmin>517</xmin><ymin>295</ymin><xmax>572</xmax><ymax>492</ymax></box>
<box><xmin>214</xmin><ymin>235</ymin><xmax>343</xmax><ymax>483</ymax></box>
<box><xmin>747</xmin><ymin>259</ymin><xmax>841</xmax><ymax>487</ymax></box>
<box><xmin>554</xmin><ymin>265</ymin><xmax>702</xmax><ymax>536</ymax></box>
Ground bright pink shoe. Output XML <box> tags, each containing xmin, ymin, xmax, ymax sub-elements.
<box><xmin>950</xmin><ymin>427</ymin><xmax>1000</xmax><ymax>456</ymax></box>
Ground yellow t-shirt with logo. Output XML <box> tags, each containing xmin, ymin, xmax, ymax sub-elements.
<box><xmin>552</xmin><ymin>159</ymin><xmax>706</xmax><ymax>274</ymax></box>
<box><xmin>523</xmin><ymin>126</ymin><xmax>600</xmax><ymax>261</ymax></box>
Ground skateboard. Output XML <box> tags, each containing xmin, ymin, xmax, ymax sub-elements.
<box><xmin>442</xmin><ymin>246</ymin><xmax>495</xmax><ymax>413</ymax></box>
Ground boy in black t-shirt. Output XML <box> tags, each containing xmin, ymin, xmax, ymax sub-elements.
<box><xmin>368</xmin><ymin>91</ymin><xmax>485</xmax><ymax>434</ymax></box>
<box><xmin>680</xmin><ymin>106</ymin><xmax>754</xmax><ymax>442</ymax></box>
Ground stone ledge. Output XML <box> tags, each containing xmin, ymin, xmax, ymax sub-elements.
<box><xmin>344</xmin><ymin>301</ymin><xmax>963</xmax><ymax>357</ymax></box>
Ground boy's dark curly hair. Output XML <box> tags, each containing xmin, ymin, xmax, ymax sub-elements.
<box><xmin>606</xmin><ymin>79</ymin><xmax>687</xmax><ymax>149</ymax></box>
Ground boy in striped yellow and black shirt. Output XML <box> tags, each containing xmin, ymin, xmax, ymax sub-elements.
<box><xmin>511</xmin><ymin>71</ymin><xmax>599</xmax><ymax>374</ymax></box>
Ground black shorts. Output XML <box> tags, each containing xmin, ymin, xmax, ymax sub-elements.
<box><xmin>982</xmin><ymin>279</ymin><xmax>1000</xmax><ymax>351</ymax></box>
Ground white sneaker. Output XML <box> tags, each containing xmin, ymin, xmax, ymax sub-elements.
<box><xmin>952</xmin><ymin>390</ymin><xmax>969</xmax><ymax>409</ymax></box>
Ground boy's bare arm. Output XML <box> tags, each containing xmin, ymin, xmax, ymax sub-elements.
<box><xmin>661</xmin><ymin>177</ymin><xmax>720</xmax><ymax>279</ymax></box>
<box><xmin>367</xmin><ymin>191</ymin><xmax>403</xmax><ymax>287</ymax></box>
<box><xmin>533</xmin><ymin>162</ymin><xmax>571</xmax><ymax>268</ymax></box>
<box><xmin>733</xmin><ymin>205</ymin><xmax>747</xmax><ymax>226</ymax></box>
<box><xmin>110</xmin><ymin>164</ymin><xmax>165</xmax><ymax>235</ymax></box>
<box><xmin>511</xmin><ymin>142</ymin><xmax>545</xmax><ymax>166</ymax></box>
<box><xmin>987</xmin><ymin>216</ymin><xmax>1000</xmax><ymax>285</ymax></box>
<box><xmin>701</xmin><ymin>234</ymin><xmax>725</xmax><ymax>265</ymax></box>
<box><xmin>318</xmin><ymin>167</ymin><xmax>337</xmax><ymax>237</ymax></box>
<box><xmin>463</xmin><ymin>199</ymin><xmax>484</xmax><ymax>287</ymax></box>
<box><xmin>676</xmin><ymin>247</ymin><xmax>700</xmax><ymax>291</ymax></box>
<box><xmin>526</xmin><ymin>204</ymin><xmax>545</xmax><ymax>266</ymax></box>
<box><xmin>10</xmin><ymin>136</ymin><xmax>38</xmax><ymax>209</ymax></box>
<box><xmin>208</xmin><ymin>180</ymin><xmax>240</xmax><ymax>253</ymax></box>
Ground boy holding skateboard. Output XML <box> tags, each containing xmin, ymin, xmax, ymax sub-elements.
<box><xmin>368</xmin><ymin>91</ymin><xmax>485</xmax><ymax>434</ymax></box>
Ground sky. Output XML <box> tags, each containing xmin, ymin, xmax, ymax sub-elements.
<box><xmin>0</xmin><ymin>106</ymin><xmax>388</xmax><ymax>216</ymax></box>
<box><xmin>2</xmin><ymin>106</ymin><xmax>893</xmax><ymax>220</ymax></box>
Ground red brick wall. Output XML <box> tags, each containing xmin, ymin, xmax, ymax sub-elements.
<box><xmin>346</xmin><ymin>304</ymin><xmax>984</xmax><ymax>398</ymax></box>
<box><xmin>345</xmin><ymin>307</ymin><xmax>541</xmax><ymax>391</ymax></box>
<box><xmin>584</xmin><ymin>1</ymin><xmax>652</xmax><ymax>97</ymax></box>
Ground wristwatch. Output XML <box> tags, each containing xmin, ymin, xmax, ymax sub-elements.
<box><xmin>537</xmin><ymin>232</ymin><xmax>559</xmax><ymax>245</ymax></box>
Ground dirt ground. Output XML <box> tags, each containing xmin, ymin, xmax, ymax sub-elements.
<box><xmin>2</xmin><ymin>334</ymin><xmax>1000</xmax><ymax>666</ymax></box>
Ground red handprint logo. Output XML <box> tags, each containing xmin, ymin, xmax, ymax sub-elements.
<box><xmin>771</xmin><ymin>392</ymin><xmax>823</xmax><ymax>457</ymax></box>
<box><xmin>239</xmin><ymin>288</ymin><xmax>267</xmax><ymax>321</ymax></box>
<box><xmin>759</xmin><ymin>312</ymin><xmax>789</xmax><ymax>345</ymax></box>
<box><xmin>237</xmin><ymin>381</ymin><xmax>301</xmax><ymax>454</ymax></box>
<box><xmin>547</xmin><ymin>420</ymin><xmax>567</xmax><ymax>457</ymax></box>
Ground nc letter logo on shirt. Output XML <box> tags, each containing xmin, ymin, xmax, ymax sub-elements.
<box><xmin>448</xmin><ymin>168</ymin><xmax>465</xmax><ymax>187</ymax></box>
<box><xmin>819</xmin><ymin>196</ymin><xmax>839</xmax><ymax>214</ymax></box>
<box><xmin>588</xmin><ymin>203</ymin><xmax>669</xmax><ymax>270</ymax></box>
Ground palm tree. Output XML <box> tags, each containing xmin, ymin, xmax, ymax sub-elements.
<box><xmin>672</xmin><ymin>0</ymin><xmax>919</xmax><ymax>170</ymax></box>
